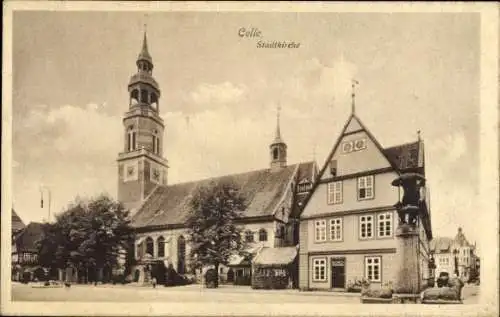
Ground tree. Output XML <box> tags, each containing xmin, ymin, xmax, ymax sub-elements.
<box><xmin>186</xmin><ymin>180</ymin><xmax>248</xmax><ymax>287</ymax></box>
<box><xmin>37</xmin><ymin>195</ymin><xmax>134</xmax><ymax>282</ymax></box>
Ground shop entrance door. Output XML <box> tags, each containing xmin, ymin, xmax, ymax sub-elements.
<box><xmin>331</xmin><ymin>258</ymin><xmax>345</xmax><ymax>289</ymax></box>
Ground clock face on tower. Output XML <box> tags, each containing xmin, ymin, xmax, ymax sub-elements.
<box><xmin>127</xmin><ymin>166</ymin><xmax>135</xmax><ymax>176</ymax></box>
<box><xmin>123</xmin><ymin>162</ymin><xmax>138</xmax><ymax>182</ymax></box>
<box><xmin>152</xmin><ymin>168</ymin><xmax>160</xmax><ymax>181</ymax></box>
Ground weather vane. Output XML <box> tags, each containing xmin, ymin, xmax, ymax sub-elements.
<box><xmin>351</xmin><ymin>79</ymin><xmax>359</xmax><ymax>114</ymax></box>
<box><xmin>144</xmin><ymin>13</ymin><xmax>149</xmax><ymax>32</ymax></box>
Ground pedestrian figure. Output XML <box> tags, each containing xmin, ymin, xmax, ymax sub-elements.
<box><xmin>152</xmin><ymin>277</ymin><xmax>157</xmax><ymax>288</ymax></box>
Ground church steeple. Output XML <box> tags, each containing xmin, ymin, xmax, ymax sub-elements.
<box><xmin>273</xmin><ymin>105</ymin><xmax>284</xmax><ymax>144</ymax></box>
<box><xmin>117</xmin><ymin>30</ymin><xmax>168</xmax><ymax>215</ymax></box>
<box><xmin>270</xmin><ymin>104</ymin><xmax>287</xmax><ymax>171</ymax></box>
<box><xmin>137</xmin><ymin>30</ymin><xmax>153</xmax><ymax>68</ymax></box>
<box><xmin>128</xmin><ymin>29</ymin><xmax>160</xmax><ymax>112</ymax></box>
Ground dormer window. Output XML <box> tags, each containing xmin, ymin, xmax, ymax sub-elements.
<box><xmin>298</xmin><ymin>179</ymin><xmax>312</xmax><ymax>193</ymax></box>
<box><xmin>330</xmin><ymin>160</ymin><xmax>338</xmax><ymax>176</ymax></box>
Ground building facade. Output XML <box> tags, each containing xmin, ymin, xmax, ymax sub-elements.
<box><xmin>430</xmin><ymin>228</ymin><xmax>477</xmax><ymax>282</ymax></box>
<box><xmin>118</xmin><ymin>32</ymin><xmax>317</xmax><ymax>285</ymax></box>
<box><xmin>11</xmin><ymin>221</ymin><xmax>45</xmax><ymax>282</ymax></box>
<box><xmin>298</xmin><ymin>112</ymin><xmax>433</xmax><ymax>291</ymax></box>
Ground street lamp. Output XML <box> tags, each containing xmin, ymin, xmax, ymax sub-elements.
<box><xmin>40</xmin><ymin>186</ymin><xmax>52</xmax><ymax>223</ymax></box>
<box><xmin>453</xmin><ymin>249</ymin><xmax>459</xmax><ymax>276</ymax></box>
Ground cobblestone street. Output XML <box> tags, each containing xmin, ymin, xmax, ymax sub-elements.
<box><xmin>11</xmin><ymin>282</ymin><xmax>479</xmax><ymax>304</ymax></box>
<box><xmin>11</xmin><ymin>283</ymin><xmax>361</xmax><ymax>303</ymax></box>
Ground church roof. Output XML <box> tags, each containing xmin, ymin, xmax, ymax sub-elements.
<box><xmin>429</xmin><ymin>229</ymin><xmax>474</xmax><ymax>254</ymax></box>
<box><xmin>429</xmin><ymin>237</ymin><xmax>454</xmax><ymax>253</ymax></box>
<box><xmin>11</xmin><ymin>209</ymin><xmax>26</xmax><ymax>233</ymax></box>
<box><xmin>13</xmin><ymin>222</ymin><xmax>44</xmax><ymax>253</ymax></box>
<box><xmin>131</xmin><ymin>161</ymin><xmax>316</xmax><ymax>230</ymax></box>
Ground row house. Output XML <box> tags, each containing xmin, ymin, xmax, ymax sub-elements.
<box><xmin>298</xmin><ymin>112</ymin><xmax>433</xmax><ymax>291</ymax></box>
<box><xmin>430</xmin><ymin>228</ymin><xmax>478</xmax><ymax>281</ymax></box>
<box><xmin>11</xmin><ymin>221</ymin><xmax>45</xmax><ymax>282</ymax></box>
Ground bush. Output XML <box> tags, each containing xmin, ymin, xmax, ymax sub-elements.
<box><xmin>363</xmin><ymin>288</ymin><xmax>393</xmax><ymax>299</ymax></box>
<box><xmin>347</xmin><ymin>277</ymin><xmax>369</xmax><ymax>293</ymax></box>
<box><xmin>361</xmin><ymin>279</ymin><xmax>393</xmax><ymax>299</ymax></box>
<box><xmin>205</xmin><ymin>269</ymin><xmax>218</xmax><ymax>288</ymax></box>
<box><xmin>164</xmin><ymin>264</ymin><xmax>193</xmax><ymax>287</ymax></box>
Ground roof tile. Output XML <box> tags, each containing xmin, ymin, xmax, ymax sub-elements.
<box><xmin>132</xmin><ymin>162</ymin><xmax>315</xmax><ymax>228</ymax></box>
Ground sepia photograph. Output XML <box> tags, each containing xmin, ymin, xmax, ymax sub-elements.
<box><xmin>2</xmin><ymin>2</ymin><xmax>498</xmax><ymax>316</ymax></box>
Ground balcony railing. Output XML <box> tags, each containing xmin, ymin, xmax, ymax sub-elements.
<box><xmin>117</xmin><ymin>148</ymin><xmax>168</xmax><ymax>165</ymax></box>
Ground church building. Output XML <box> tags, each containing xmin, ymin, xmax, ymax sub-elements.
<box><xmin>117</xmin><ymin>32</ymin><xmax>317</xmax><ymax>285</ymax></box>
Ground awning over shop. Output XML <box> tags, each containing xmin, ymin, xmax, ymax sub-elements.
<box><xmin>252</xmin><ymin>246</ymin><xmax>298</xmax><ymax>266</ymax></box>
<box><xmin>227</xmin><ymin>245</ymin><xmax>263</xmax><ymax>266</ymax></box>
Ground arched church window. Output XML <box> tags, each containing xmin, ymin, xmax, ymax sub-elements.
<box><xmin>259</xmin><ymin>229</ymin><xmax>268</xmax><ymax>242</ymax></box>
<box><xmin>127</xmin><ymin>126</ymin><xmax>136</xmax><ymax>152</ymax></box>
<box><xmin>145</xmin><ymin>237</ymin><xmax>154</xmax><ymax>256</ymax></box>
<box><xmin>273</xmin><ymin>148</ymin><xmax>279</xmax><ymax>160</ymax></box>
<box><xmin>177</xmin><ymin>235</ymin><xmax>186</xmax><ymax>274</ymax></box>
<box><xmin>152</xmin><ymin>130</ymin><xmax>160</xmax><ymax>155</ymax></box>
<box><xmin>157</xmin><ymin>236</ymin><xmax>165</xmax><ymax>257</ymax></box>
<box><xmin>151</xmin><ymin>93</ymin><xmax>158</xmax><ymax>111</ymax></box>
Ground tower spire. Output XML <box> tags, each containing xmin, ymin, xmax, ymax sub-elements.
<box><xmin>274</xmin><ymin>103</ymin><xmax>283</xmax><ymax>143</ymax></box>
<box><xmin>351</xmin><ymin>79</ymin><xmax>359</xmax><ymax>115</ymax></box>
<box><xmin>137</xmin><ymin>20</ymin><xmax>152</xmax><ymax>65</ymax></box>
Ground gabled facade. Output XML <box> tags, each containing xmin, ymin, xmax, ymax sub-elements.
<box><xmin>430</xmin><ymin>228</ymin><xmax>477</xmax><ymax>281</ymax></box>
<box><xmin>299</xmin><ymin>113</ymin><xmax>433</xmax><ymax>291</ymax></box>
<box><xmin>11</xmin><ymin>209</ymin><xmax>26</xmax><ymax>236</ymax></box>
<box><xmin>11</xmin><ymin>222</ymin><xmax>45</xmax><ymax>282</ymax></box>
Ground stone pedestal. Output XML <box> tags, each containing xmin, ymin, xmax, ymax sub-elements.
<box><xmin>394</xmin><ymin>223</ymin><xmax>420</xmax><ymax>294</ymax></box>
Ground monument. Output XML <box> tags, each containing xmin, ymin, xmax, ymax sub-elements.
<box><xmin>391</xmin><ymin>173</ymin><xmax>427</xmax><ymax>295</ymax></box>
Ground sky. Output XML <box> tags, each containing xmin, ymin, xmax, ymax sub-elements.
<box><xmin>11</xmin><ymin>11</ymin><xmax>480</xmax><ymax>244</ymax></box>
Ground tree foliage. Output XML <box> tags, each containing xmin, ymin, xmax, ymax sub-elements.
<box><xmin>36</xmin><ymin>195</ymin><xmax>134</xmax><ymax>272</ymax></box>
<box><xmin>186</xmin><ymin>180</ymin><xmax>248</xmax><ymax>271</ymax></box>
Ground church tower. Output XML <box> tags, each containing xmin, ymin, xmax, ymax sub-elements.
<box><xmin>270</xmin><ymin>106</ymin><xmax>287</xmax><ymax>171</ymax></box>
<box><xmin>117</xmin><ymin>31</ymin><xmax>168</xmax><ymax>214</ymax></box>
